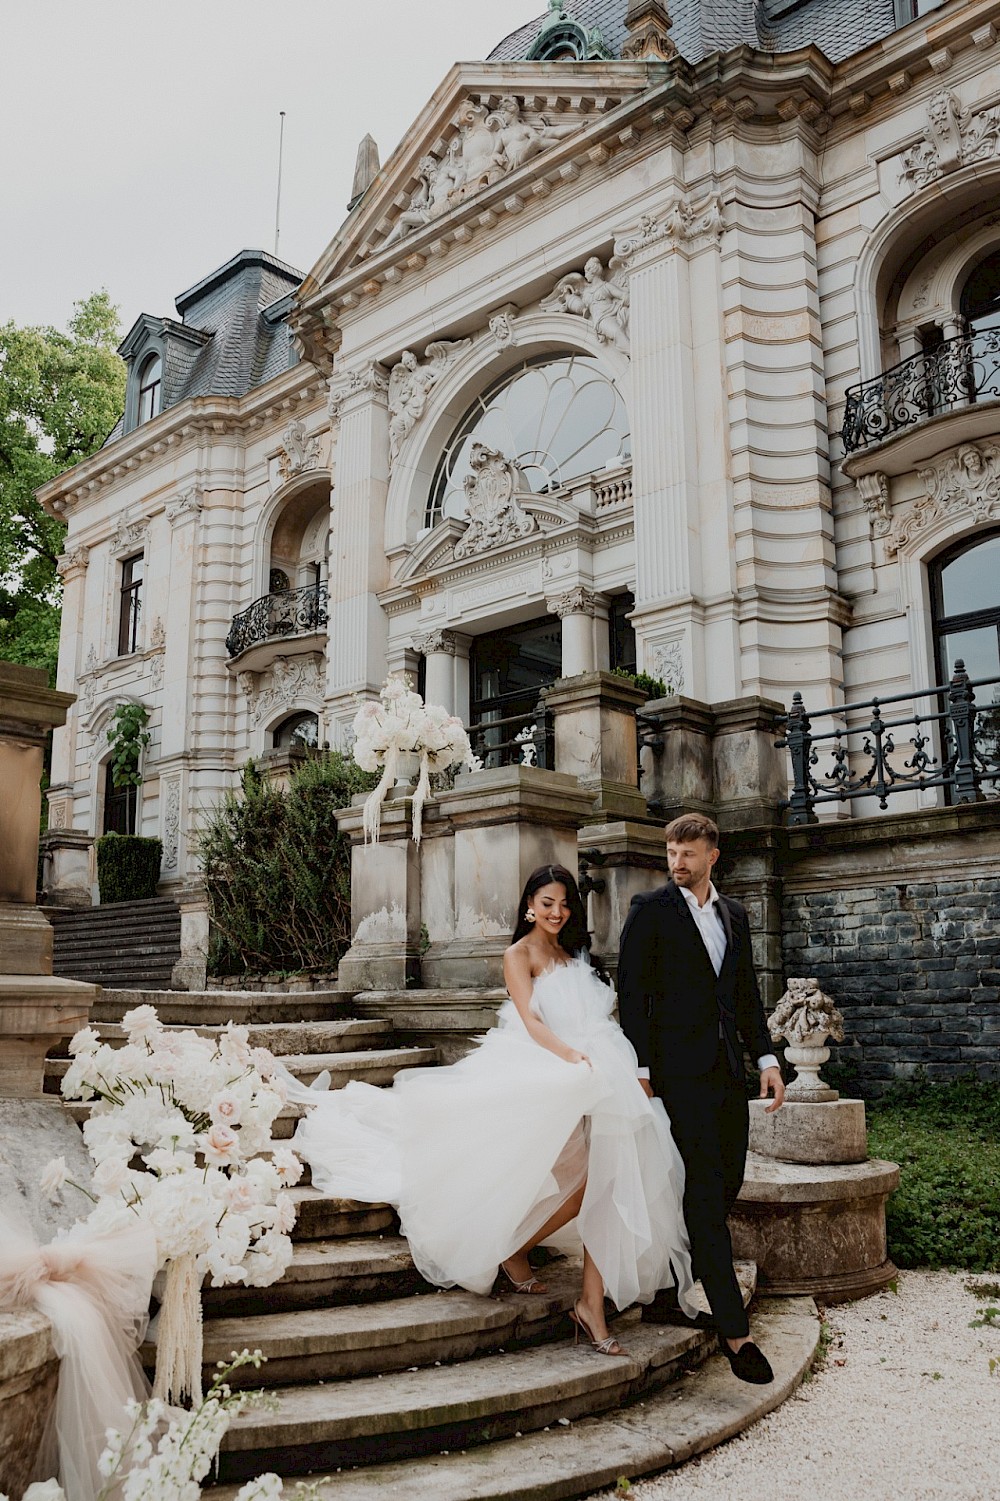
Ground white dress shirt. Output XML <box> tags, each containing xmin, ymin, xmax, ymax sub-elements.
<box><xmin>635</xmin><ymin>881</ymin><xmax>779</xmax><ymax>1078</ymax></box>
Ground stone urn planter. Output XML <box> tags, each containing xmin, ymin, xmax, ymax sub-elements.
<box><xmin>769</xmin><ymin>977</ymin><xmax>845</xmax><ymax>1102</ymax></box>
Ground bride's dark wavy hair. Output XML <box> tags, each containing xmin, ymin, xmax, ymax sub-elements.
<box><xmin>511</xmin><ymin>864</ymin><xmax>596</xmax><ymax>962</ymax></box>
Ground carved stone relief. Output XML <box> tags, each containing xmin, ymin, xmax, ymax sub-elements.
<box><xmin>885</xmin><ymin>441</ymin><xmax>1000</xmax><ymax>553</ymax></box>
<box><xmin>899</xmin><ymin>90</ymin><xmax>1000</xmax><ymax>193</ymax></box>
<box><xmin>387</xmin><ymin>340</ymin><xmax>472</xmax><ymax>466</ymax></box>
<box><xmin>161</xmin><ymin>775</ymin><xmax>181</xmax><ymax>871</ymax></box>
<box><xmin>238</xmin><ymin>653</ymin><xmax>325</xmax><ymax>727</ymax></box>
<box><xmin>546</xmin><ymin>586</ymin><xmax>600</xmax><ymax>619</ymax></box>
<box><xmin>56</xmin><ymin>546</ymin><xmax>89</xmax><ymax>580</ymax></box>
<box><xmin>540</xmin><ymin>256</ymin><xmax>630</xmax><ymax>354</ymax></box>
<box><xmin>488</xmin><ymin>306</ymin><xmax>519</xmax><ymax>351</ymax></box>
<box><xmin>166</xmin><ymin>487</ymin><xmax>202</xmax><ymax>527</ymax></box>
<box><xmin>411</xmin><ymin>628</ymin><xmax>459</xmax><ymax>656</ymax></box>
<box><xmin>277</xmin><ymin>420</ymin><xmax>322</xmax><ymax>482</ymax></box>
<box><xmin>614</xmin><ymin>194</ymin><xmax>726</xmax><ymax>259</ymax></box>
<box><xmin>381</xmin><ymin>95</ymin><xmax>580</xmax><ymax>246</ymax></box>
<box><xmin>453</xmin><ymin>444</ymin><xmax>537</xmax><ymax>560</ymax></box>
<box><xmin>110</xmin><ymin>513</ymin><xmax>149</xmax><ymax>556</ymax></box>
<box><xmin>857</xmin><ymin>472</ymin><xmax>892</xmax><ymax>539</ymax></box>
<box><xmin>648</xmin><ymin>640</ymin><xmax>685</xmax><ymax>695</ymax></box>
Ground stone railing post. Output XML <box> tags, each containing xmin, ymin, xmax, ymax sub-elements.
<box><xmin>545</xmin><ymin>671</ymin><xmax>648</xmax><ymax>821</ymax></box>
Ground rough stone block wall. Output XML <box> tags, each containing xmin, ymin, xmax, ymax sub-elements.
<box><xmin>782</xmin><ymin>876</ymin><xmax>1000</xmax><ymax>1093</ymax></box>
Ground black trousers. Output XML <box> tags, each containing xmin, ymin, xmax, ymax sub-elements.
<box><xmin>657</xmin><ymin>1047</ymin><xmax>750</xmax><ymax>1339</ymax></box>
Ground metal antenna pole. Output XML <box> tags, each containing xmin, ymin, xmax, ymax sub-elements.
<box><xmin>274</xmin><ymin>111</ymin><xmax>286</xmax><ymax>257</ymax></box>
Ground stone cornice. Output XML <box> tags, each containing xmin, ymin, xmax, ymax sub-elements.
<box><xmin>37</xmin><ymin>367</ymin><xmax>328</xmax><ymax>518</ymax></box>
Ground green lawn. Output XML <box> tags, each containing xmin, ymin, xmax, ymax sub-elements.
<box><xmin>867</xmin><ymin>1079</ymin><xmax>1000</xmax><ymax>1272</ymax></box>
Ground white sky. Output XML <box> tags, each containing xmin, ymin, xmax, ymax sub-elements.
<box><xmin>2</xmin><ymin>1</ymin><xmax>545</xmax><ymax>338</ymax></box>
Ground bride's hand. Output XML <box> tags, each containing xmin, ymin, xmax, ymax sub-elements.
<box><xmin>565</xmin><ymin>1049</ymin><xmax>592</xmax><ymax>1067</ymax></box>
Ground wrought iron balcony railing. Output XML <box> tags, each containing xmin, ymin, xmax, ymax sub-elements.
<box><xmin>841</xmin><ymin>327</ymin><xmax>1000</xmax><ymax>453</ymax></box>
<box><xmin>226</xmin><ymin>581</ymin><xmax>328</xmax><ymax>659</ymax></box>
<box><xmin>776</xmin><ymin>661</ymin><xmax>1000</xmax><ymax>825</ymax></box>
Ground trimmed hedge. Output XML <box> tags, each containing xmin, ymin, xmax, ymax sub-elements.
<box><xmin>867</xmin><ymin>1077</ymin><xmax>1000</xmax><ymax>1272</ymax></box>
<box><xmin>199</xmin><ymin>752</ymin><xmax>377</xmax><ymax>978</ymax></box>
<box><xmin>96</xmin><ymin>833</ymin><xmax>163</xmax><ymax>903</ymax></box>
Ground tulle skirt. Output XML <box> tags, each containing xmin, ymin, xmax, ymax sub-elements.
<box><xmin>293</xmin><ymin>958</ymin><xmax>695</xmax><ymax>1315</ymax></box>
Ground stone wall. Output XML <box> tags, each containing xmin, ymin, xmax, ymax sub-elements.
<box><xmin>729</xmin><ymin>803</ymin><xmax>1000</xmax><ymax>1095</ymax></box>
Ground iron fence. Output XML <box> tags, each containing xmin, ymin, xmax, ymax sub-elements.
<box><xmin>226</xmin><ymin>581</ymin><xmax>328</xmax><ymax>659</ymax></box>
<box><xmin>842</xmin><ymin>326</ymin><xmax>1000</xmax><ymax>453</ymax></box>
<box><xmin>467</xmin><ymin>692</ymin><xmax>554</xmax><ymax>771</ymax></box>
<box><xmin>775</xmin><ymin>660</ymin><xmax>1000</xmax><ymax>825</ymax></box>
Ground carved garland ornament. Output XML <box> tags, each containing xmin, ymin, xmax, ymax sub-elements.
<box><xmin>899</xmin><ymin>90</ymin><xmax>1000</xmax><ymax>193</ymax></box>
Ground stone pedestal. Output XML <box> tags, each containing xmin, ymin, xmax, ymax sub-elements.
<box><xmin>748</xmin><ymin>1098</ymin><xmax>867</xmax><ymax>1165</ymax></box>
<box><xmin>576</xmin><ymin>820</ymin><xmax>670</xmax><ymax>975</ymax></box>
<box><xmin>546</xmin><ymin>671</ymin><xmax>648</xmax><ymax>821</ymax></box>
<box><xmin>638</xmin><ymin>695</ymin><xmax>714</xmax><ymax>819</ymax></box>
<box><xmin>730</xmin><ymin>1154</ymin><xmax>900</xmax><ymax>1302</ymax></box>
<box><xmin>336</xmin><ymin>796</ymin><xmax>423</xmax><ymax>991</ymax></box>
<box><xmin>0</xmin><ymin>1308</ymin><xmax>59</xmax><ymax>1500</ymax></box>
<box><xmin>39</xmin><ymin>827</ymin><xmax>95</xmax><ymax>907</ymax></box>
<box><xmin>712</xmin><ymin>697</ymin><xmax>787</xmax><ymax>831</ymax></box>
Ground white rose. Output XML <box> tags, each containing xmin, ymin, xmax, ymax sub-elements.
<box><xmin>271</xmin><ymin>1148</ymin><xmax>303</xmax><ymax>1187</ymax></box>
<box><xmin>22</xmin><ymin>1480</ymin><xmax>68</xmax><ymax>1501</ymax></box>
<box><xmin>269</xmin><ymin>1192</ymin><xmax>297</xmax><ymax>1235</ymax></box>
<box><xmin>120</xmin><ymin>1005</ymin><xmax>161</xmax><ymax>1043</ymax></box>
<box><xmin>209</xmin><ymin>1089</ymin><xmax>242</xmax><ymax>1126</ymax></box>
<box><xmin>92</xmin><ymin>1156</ymin><xmax>133</xmax><ymax>1196</ymax></box>
<box><xmin>201</xmin><ymin>1124</ymin><xmax>240</xmax><ymax>1166</ymax></box>
<box><xmin>225</xmin><ymin>1176</ymin><xmax>256</xmax><ymax>1212</ymax></box>
<box><xmin>39</xmin><ymin>1157</ymin><xmax>68</xmax><ymax>1198</ymax></box>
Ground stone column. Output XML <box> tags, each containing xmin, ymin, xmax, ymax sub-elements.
<box><xmin>547</xmin><ymin>586</ymin><xmax>599</xmax><ymax>677</ymax></box>
<box><xmin>43</xmin><ymin>547</ymin><xmax>93</xmax><ymax>905</ymax></box>
<box><xmin>325</xmin><ymin>363</ymin><xmax>391</xmax><ymax>738</ymax></box>
<box><xmin>412</xmin><ymin>629</ymin><xmax>460</xmax><ymax>715</ymax></box>
<box><xmin>0</xmin><ymin>661</ymin><xmax>97</xmax><ymax>1242</ymax></box>
<box><xmin>712</xmin><ymin>696</ymin><xmax>788</xmax><ymax>830</ymax></box>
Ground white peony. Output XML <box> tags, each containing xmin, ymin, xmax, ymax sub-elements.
<box><xmin>67</xmin><ymin>1025</ymin><xmax>100</xmax><ymax>1056</ymax></box>
<box><xmin>120</xmin><ymin>1004</ymin><xmax>162</xmax><ymax>1043</ymax></box>
<box><xmin>233</xmin><ymin>1474</ymin><xmax>284</xmax><ymax>1501</ymax></box>
<box><xmin>21</xmin><ymin>1481</ymin><xmax>67</xmax><ymax>1501</ymax></box>
<box><xmin>244</xmin><ymin>1229</ymin><xmax>293</xmax><ymax>1287</ymax></box>
<box><xmin>92</xmin><ymin>1155</ymin><xmax>134</xmax><ymax>1196</ymax></box>
<box><xmin>270</xmin><ymin>1148</ymin><xmax>304</xmax><ymax>1187</ymax></box>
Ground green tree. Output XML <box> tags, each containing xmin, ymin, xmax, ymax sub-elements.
<box><xmin>0</xmin><ymin>291</ymin><xmax>126</xmax><ymax>681</ymax></box>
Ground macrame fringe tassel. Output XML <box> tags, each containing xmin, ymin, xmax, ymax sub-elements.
<box><xmin>410</xmin><ymin>751</ymin><xmax>432</xmax><ymax>846</ymax></box>
<box><xmin>362</xmin><ymin>742</ymin><xmax>399</xmax><ymax>844</ymax></box>
<box><xmin>152</xmin><ymin>1252</ymin><xmax>203</xmax><ymax>1407</ymax></box>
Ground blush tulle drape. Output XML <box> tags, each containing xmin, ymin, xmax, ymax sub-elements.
<box><xmin>0</xmin><ymin>1216</ymin><xmax>157</xmax><ymax>1501</ymax></box>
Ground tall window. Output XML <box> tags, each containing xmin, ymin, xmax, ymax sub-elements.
<box><xmin>137</xmin><ymin>354</ymin><xmax>162</xmax><ymax>424</ymax></box>
<box><xmin>118</xmin><ymin>554</ymin><xmax>143</xmax><ymax>656</ymax></box>
<box><xmin>933</xmin><ymin>532</ymin><xmax>1000</xmax><ymax>688</ymax></box>
<box><xmin>426</xmin><ymin>355</ymin><xmax>629</xmax><ymax>529</ymax></box>
<box><xmin>103</xmin><ymin>761</ymin><xmax>137</xmax><ymax>835</ymax></box>
<box><xmin>960</xmin><ymin>249</ymin><xmax>1000</xmax><ymax>336</ymax></box>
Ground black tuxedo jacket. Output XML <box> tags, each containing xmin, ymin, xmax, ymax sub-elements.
<box><xmin>617</xmin><ymin>881</ymin><xmax>771</xmax><ymax>1083</ymax></box>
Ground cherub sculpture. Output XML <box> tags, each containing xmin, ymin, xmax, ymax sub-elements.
<box><xmin>387</xmin><ymin>339</ymin><xmax>472</xmax><ymax>465</ymax></box>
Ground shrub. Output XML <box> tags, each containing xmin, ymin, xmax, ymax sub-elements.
<box><xmin>611</xmin><ymin>666</ymin><xmax>670</xmax><ymax>700</ymax></box>
<box><xmin>96</xmin><ymin>832</ymin><xmax>163</xmax><ymax>903</ymax></box>
<box><xmin>199</xmin><ymin>752</ymin><xmax>377</xmax><ymax>978</ymax></box>
<box><xmin>867</xmin><ymin>1076</ymin><xmax>1000</xmax><ymax>1272</ymax></box>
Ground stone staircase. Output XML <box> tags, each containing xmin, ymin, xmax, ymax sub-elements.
<box><xmin>49</xmin><ymin>986</ymin><xmax>821</xmax><ymax>1499</ymax></box>
<box><xmin>45</xmin><ymin>899</ymin><xmax>182</xmax><ymax>990</ymax></box>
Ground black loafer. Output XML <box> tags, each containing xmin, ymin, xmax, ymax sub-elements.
<box><xmin>721</xmin><ymin>1337</ymin><xmax>774</xmax><ymax>1384</ymax></box>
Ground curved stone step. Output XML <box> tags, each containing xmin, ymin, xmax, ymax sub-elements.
<box><xmin>170</xmin><ymin>1266</ymin><xmax>585</xmax><ymax>1385</ymax></box>
<box><xmin>287</xmin><ymin>1186</ymin><xmax>397</xmax><ymax>1240</ymax></box>
<box><xmin>279</xmin><ymin>1046</ymin><xmax>438</xmax><ymax>1087</ymax></box>
<box><xmin>202</xmin><ymin>1235</ymin><xmax>425</xmax><ymax>1314</ymax></box>
<box><xmin>216</xmin><ymin>1313</ymin><xmax>724</xmax><ymax>1481</ymax></box>
<box><xmin>206</xmin><ymin>1297</ymin><xmax>818</xmax><ymax>1501</ymax></box>
<box><xmin>72</xmin><ymin>1018</ymin><xmax>394</xmax><ymax>1057</ymax></box>
<box><xmin>88</xmin><ymin>990</ymin><xmax>355</xmax><ymax>1025</ymax></box>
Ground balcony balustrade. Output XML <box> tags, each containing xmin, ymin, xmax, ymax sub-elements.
<box><xmin>226</xmin><ymin>581</ymin><xmax>328</xmax><ymax>663</ymax></box>
<box><xmin>842</xmin><ymin>327</ymin><xmax>1000</xmax><ymax>454</ymax></box>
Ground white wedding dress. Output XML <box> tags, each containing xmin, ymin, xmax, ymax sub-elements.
<box><xmin>293</xmin><ymin>955</ymin><xmax>696</xmax><ymax>1315</ymax></box>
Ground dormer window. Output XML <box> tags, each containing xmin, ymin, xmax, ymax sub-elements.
<box><xmin>137</xmin><ymin>353</ymin><xmax>162</xmax><ymax>424</ymax></box>
<box><xmin>525</xmin><ymin>2</ymin><xmax>610</xmax><ymax>61</ymax></box>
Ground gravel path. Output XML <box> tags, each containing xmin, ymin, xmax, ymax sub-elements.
<box><xmin>587</xmin><ymin>1271</ymin><xmax>1000</xmax><ymax>1501</ymax></box>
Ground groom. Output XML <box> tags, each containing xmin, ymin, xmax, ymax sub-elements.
<box><xmin>617</xmin><ymin>812</ymin><xmax>784</xmax><ymax>1384</ymax></box>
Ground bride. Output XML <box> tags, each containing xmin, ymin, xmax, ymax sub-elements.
<box><xmin>293</xmin><ymin>864</ymin><xmax>695</xmax><ymax>1354</ymax></box>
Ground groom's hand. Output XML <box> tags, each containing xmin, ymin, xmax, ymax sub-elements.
<box><xmin>759</xmin><ymin>1066</ymin><xmax>785</xmax><ymax>1113</ymax></box>
<box><xmin>638</xmin><ymin>1077</ymin><xmax>655</xmax><ymax>1099</ymax></box>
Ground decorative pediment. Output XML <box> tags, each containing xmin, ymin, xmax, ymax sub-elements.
<box><xmin>300</xmin><ymin>64</ymin><xmax>654</xmax><ymax>297</ymax></box>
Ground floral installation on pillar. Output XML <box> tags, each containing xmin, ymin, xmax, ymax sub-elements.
<box><xmin>768</xmin><ymin>976</ymin><xmax>846</xmax><ymax>1102</ymax></box>
<box><xmin>44</xmin><ymin>1006</ymin><xmax>303</xmax><ymax>1406</ymax></box>
<box><xmin>351</xmin><ymin>673</ymin><xmax>479</xmax><ymax>844</ymax></box>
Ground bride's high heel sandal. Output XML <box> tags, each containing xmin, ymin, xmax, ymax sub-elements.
<box><xmin>570</xmin><ymin>1300</ymin><xmax>628</xmax><ymax>1357</ymax></box>
<box><xmin>499</xmin><ymin>1260</ymin><xmax>548</xmax><ymax>1295</ymax></box>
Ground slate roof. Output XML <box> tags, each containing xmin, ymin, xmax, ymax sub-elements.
<box><xmin>108</xmin><ymin>250</ymin><xmax>304</xmax><ymax>443</ymax></box>
<box><xmin>490</xmin><ymin>0</ymin><xmax>901</xmax><ymax>67</ymax></box>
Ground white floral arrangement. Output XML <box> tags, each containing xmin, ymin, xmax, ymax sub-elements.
<box><xmin>46</xmin><ymin>1006</ymin><xmax>303</xmax><ymax>1404</ymax></box>
<box><xmin>351</xmin><ymin>673</ymin><xmax>479</xmax><ymax>843</ymax></box>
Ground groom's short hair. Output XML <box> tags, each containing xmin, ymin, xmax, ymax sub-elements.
<box><xmin>665</xmin><ymin>813</ymin><xmax>720</xmax><ymax>848</ymax></box>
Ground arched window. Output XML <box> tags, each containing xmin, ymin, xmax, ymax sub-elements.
<box><xmin>960</xmin><ymin>249</ymin><xmax>1000</xmax><ymax>336</ymax></box>
<box><xmin>272</xmin><ymin>711</ymin><xmax>319</xmax><ymax>750</ymax></box>
<box><xmin>137</xmin><ymin>354</ymin><xmax>162</xmax><ymax>424</ymax></box>
<box><xmin>426</xmin><ymin>354</ymin><xmax>629</xmax><ymax>528</ymax></box>
<box><xmin>932</xmin><ymin>530</ymin><xmax>1000</xmax><ymax>687</ymax></box>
